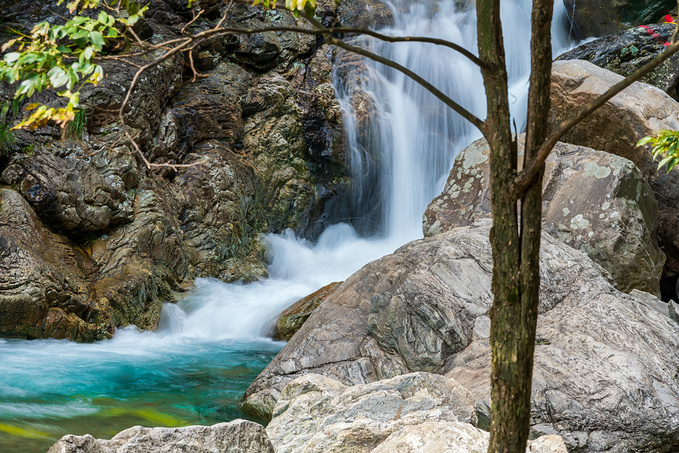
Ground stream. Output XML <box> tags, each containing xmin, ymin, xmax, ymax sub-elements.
<box><xmin>0</xmin><ymin>1</ymin><xmax>572</xmax><ymax>451</ymax></box>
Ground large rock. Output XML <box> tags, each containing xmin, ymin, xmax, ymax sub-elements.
<box><xmin>47</xmin><ymin>420</ymin><xmax>274</xmax><ymax>453</ymax></box>
<box><xmin>0</xmin><ymin>188</ymin><xmax>107</xmax><ymax>341</ymax></box>
<box><xmin>172</xmin><ymin>144</ymin><xmax>268</xmax><ymax>283</ymax></box>
<box><xmin>562</xmin><ymin>0</ymin><xmax>675</xmax><ymax>39</ymax></box>
<box><xmin>2</xmin><ymin>150</ymin><xmax>132</xmax><ymax>235</ymax></box>
<box><xmin>273</xmin><ymin>281</ymin><xmax>342</xmax><ymax>341</ymax></box>
<box><xmin>557</xmin><ymin>23</ymin><xmax>679</xmax><ymax>101</ymax></box>
<box><xmin>423</xmin><ymin>138</ymin><xmax>664</xmax><ymax>295</ymax></box>
<box><xmin>550</xmin><ymin>59</ymin><xmax>679</xmax><ymax>272</ymax></box>
<box><xmin>150</xmin><ymin>62</ymin><xmax>251</xmax><ymax>164</ymax></box>
<box><xmin>243</xmin><ymin>224</ymin><xmax>679</xmax><ymax>451</ymax></box>
<box><xmin>266</xmin><ymin>372</ymin><xmax>477</xmax><ymax>453</ymax></box>
<box><xmin>372</xmin><ymin>423</ymin><xmax>567</xmax><ymax>453</ymax></box>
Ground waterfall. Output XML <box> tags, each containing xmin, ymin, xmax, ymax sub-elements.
<box><xmin>0</xmin><ymin>2</ymin><xmax>574</xmax><ymax>451</ymax></box>
<box><xmin>339</xmin><ymin>0</ymin><xmax>574</xmax><ymax>241</ymax></box>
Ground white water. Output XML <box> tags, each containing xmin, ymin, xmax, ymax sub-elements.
<box><xmin>0</xmin><ymin>1</ymin><xmax>574</xmax><ymax>451</ymax></box>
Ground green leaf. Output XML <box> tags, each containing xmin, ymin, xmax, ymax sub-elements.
<box><xmin>48</xmin><ymin>67</ymin><xmax>69</xmax><ymax>87</ymax></box>
<box><xmin>71</xmin><ymin>30</ymin><xmax>89</xmax><ymax>40</ymax></box>
<box><xmin>98</xmin><ymin>11</ymin><xmax>108</xmax><ymax>25</ymax></box>
<box><xmin>57</xmin><ymin>45</ymin><xmax>73</xmax><ymax>54</ymax></box>
<box><xmin>3</xmin><ymin>52</ymin><xmax>20</xmax><ymax>63</ymax></box>
<box><xmin>89</xmin><ymin>30</ymin><xmax>104</xmax><ymax>50</ymax></box>
<box><xmin>636</xmin><ymin>136</ymin><xmax>654</xmax><ymax>147</ymax></box>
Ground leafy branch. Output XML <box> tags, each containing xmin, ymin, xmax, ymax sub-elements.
<box><xmin>637</xmin><ymin>130</ymin><xmax>679</xmax><ymax>172</ymax></box>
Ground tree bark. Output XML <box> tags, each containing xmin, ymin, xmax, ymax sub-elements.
<box><xmin>478</xmin><ymin>0</ymin><xmax>552</xmax><ymax>451</ymax></box>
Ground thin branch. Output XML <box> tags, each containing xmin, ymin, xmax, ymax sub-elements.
<box><xmin>325</xmin><ymin>27</ymin><xmax>484</xmax><ymax>67</ymax></box>
<box><xmin>512</xmin><ymin>39</ymin><xmax>679</xmax><ymax>198</ymax></box>
<box><xmin>326</xmin><ymin>36</ymin><xmax>484</xmax><ymax>130</ymax></box>
<box><xmin>181</xmin><ymin>9</ymin><xmax>204</xmax><ymax>34</ymax></box>
<box><xmin>124</xmin><ymin>130</ymin><xmax>205</xmax><ymax>171</ymax></box>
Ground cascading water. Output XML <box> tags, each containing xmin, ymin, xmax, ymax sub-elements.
<box><xmin>0</xmin><ymin>2</ymin><xmax>574</xmax><ymax>451</ymax></box>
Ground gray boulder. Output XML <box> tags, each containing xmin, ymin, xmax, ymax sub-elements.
<box><xmin>423</xmin><ymin>138</ymin><xmax>664</xmax><ymax>295</ymax></box>
<box><xmin>267</xmin><ymin>372</ymin><xmax>477</xmax><ymax>453</ymax></box>
<box><xmin>372</xmin><ymin>423</ymin><xmax>567</xmax><ymax>453</ymax></box>
<box><xmin>550</xmin><ymin>59</ymin><xmax>679</xmax><ymax>273</ymax></box>
<box><xmin>243</xmin><ymin>224</ymin><xmax>679</xmax><ymax>451</ymax></box>
<box><xmin>47</xmin><ymin>420</ymin><xmax>274</xmax><ymax>453</ymax></box>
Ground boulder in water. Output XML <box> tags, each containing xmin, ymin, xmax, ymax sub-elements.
<box><xmin>273</xmin><ymin>281</ymin><xmax>342</xmax><ymax>341</ymax></box>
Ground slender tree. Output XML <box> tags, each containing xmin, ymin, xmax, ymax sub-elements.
<box><xmin>2</xmin><ymin>1</ymin><xmax>679</xmax><ymax>451</ymax></box>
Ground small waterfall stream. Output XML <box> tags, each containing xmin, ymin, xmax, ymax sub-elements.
<box><xmin>0</xmin><ymin>2</ymin><xmax>573</xmax><ymax>451</ymax></box>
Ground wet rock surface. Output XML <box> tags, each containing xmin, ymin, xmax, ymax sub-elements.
<box><xmin>423</xmin><ymin>138</ymin><xmax>664</xmax><ymax>295</ymax></box>
<box><xmin>273</xmin><ymin>281</ymin><xmax>342</xmax><ymax>341</ymax></box>
<box><xmin>2</xmin><ymin>150</ymin><xmax>131</xmax><ymax>235</ymax></box>
<box><xmin>549</xmin><ymin>59</ymin><xmax>679</xmax><ymax>273</ymax></box>
<box><xmin>243</xmin><ymin>225</ymin><xmax>679</xmax><ymax>452</ymax></box>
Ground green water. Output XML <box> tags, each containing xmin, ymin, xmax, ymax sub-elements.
<box><xmin>0</xmin><ymin>336</ymin><xmax>281</xmax><ymax>453</ymax></box>
<box><xmin>0</xmin><ymin>227</ymin><xmax>400</xmax><ymax>453</ymax></box>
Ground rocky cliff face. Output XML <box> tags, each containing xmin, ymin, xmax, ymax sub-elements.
<box><xmin>0</xmin><ymin>0</ymin><xmax>385</xmax><ymax>340</ymax></box>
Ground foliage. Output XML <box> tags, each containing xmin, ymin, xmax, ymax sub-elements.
<box><xmin>0</xmin><ymin>0</ymin><xmax>146</xmax><ymax>130</ymax></box>
<box><xmin>63</xmin><ymin>108</ymin><xmax>87</xmax><ymax>140</ymax></box>
<box><xmin>0</xmin><ymin>123</ymin><xmax>17</xmax><ymax>156</ymax></box>
<box><xmin>254</xmin><ymin>0</ymin><xmax>317</xmax><ymax>16</ymax></box>
<box><xmin>637</xmin><ymin>130</ymin><xmax>679</xmax><ymax>172</ymax></box>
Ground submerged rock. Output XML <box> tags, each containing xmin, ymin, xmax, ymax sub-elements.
<box><xmin>550</xmin><ymin>59</ymin><xmax>679</xmax><ymax>273</ymax></box>
<box><xmin>47</xmin><ymin>420</ymin><xmax>274</xmax><ymax>453</ymax></box>
<box><xmin>423</xmin><ymin>138</ymin><xmax>664</xmax><ymax>295</ymax></box>
<box><xmin>243</xmin><ymin>224</ymin><xmax>679</xmax><ymax>451</ymax></box>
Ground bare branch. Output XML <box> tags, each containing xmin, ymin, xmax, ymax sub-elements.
<box><xmin>325</xmin><ymin>27</ymin><xmax>484</xmax><ymax>67</ymax></box>
<box><xmin>181</xmin><ymin>9</ymin><xmax>204</xmax><ymax>34</ymax></box>
<box><xmin>326</xmin><ymin>36</ymin><xmax>484</xmax><ymax>130</ymax></box>
<box><xmin>512</xmin><ymin>40</ymin><xmax>679</xmax><ymax>198</ymax></box>
<box><xmin>300</xmin><ymin>13</ymin><xmax>484</xmax><ymax>129</ymax></box>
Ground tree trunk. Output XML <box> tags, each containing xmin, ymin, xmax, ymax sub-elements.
<box><xmin>477</xmin><ymin>0</ymin><xmax>553</xmax><ymax>451</ymax></box>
